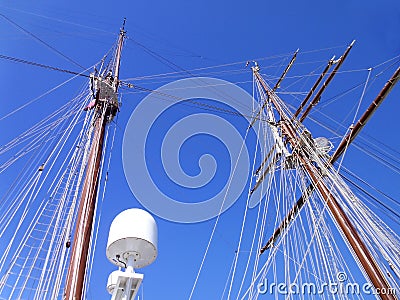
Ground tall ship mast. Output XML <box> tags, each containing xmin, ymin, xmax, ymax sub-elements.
<box><xmin>64</xmin><ymin>20</ymin><xmax>126</xmax><ymax>300</ymax></box>
<box><xmin>250</xmin><ymin>59</ymin><xmax>399</xmax><ymax>299</ymax></box>
<box><xmin>0</xmin><ymin>15</ymin><xmax>399</xmax><ymax>300</ymax></box>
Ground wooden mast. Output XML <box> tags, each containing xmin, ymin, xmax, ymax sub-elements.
<box><xmin>252</xmin><ymin>68</ymin><xmax>398</xmax><ymax>300</ymax></box>
<box><xmin>64</xmin><ymin>21</ymin><xmax>126</xmax><ymax>300</ymax></box>
<box><xmin>250</xmin><ymin>43</ymin><xmax>354</xmax><ymax>192</ymax></box>
<box><xmin>298</xmin><ymin>40</ymin><xmax>355</xmax><ymax>122</ymax></box>
<box><xmin>261</xmin><ymin>65</ymin><xmax>400</xmax><ymax>251</ymax></box>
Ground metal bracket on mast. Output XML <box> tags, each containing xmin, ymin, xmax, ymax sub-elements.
<box><xmin>86</xmin><ymin>73</ymin><xmax>119</xmax><ymax>122</ymax></box>
<box><xmin>245</xmin><ymin>60</ymin><xmax>259</xmax><ymax>72</ymax></box>
<box><xmin>97</xmin><ymin>75</ymin><xmax>119</xmax><ymax>121</ymax></box>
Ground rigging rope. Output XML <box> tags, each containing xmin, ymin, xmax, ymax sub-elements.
<box><xmin>0</xmin><ymin>54</ymin><xmax>90</xmax><ymax>77</ymax></box>
<box><xmin>0</xmin><ymin>64</ymin><xmax>95</xmax><ymax>122</ymax></box>
<box><xmin>0</xmin><ymin>30</ymin><xmax>399</xmax><ymax>299</ymax></box>
<box><xmin>0</xmin><ymin>81</ymin><xmax>92</xmax><ymax>299</ymax></box>
<box><xmin>0</xmin><ymin>13</ymin><xmax>85</xmax><ymax>70</ymax></box>
<box><xmin>188</xmin><ymin>122</ymin><xmax>252</xmax><ymax>300</ymax></box>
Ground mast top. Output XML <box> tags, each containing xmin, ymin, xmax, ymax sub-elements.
<box><xmin>121</xmin><ymin>18</ymin><xmax>127</xmax><ymax>34</ymax></box>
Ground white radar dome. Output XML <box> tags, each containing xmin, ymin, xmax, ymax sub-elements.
<box><xmin>106</xmin><ymin>208</ymin><xmax>158</xmax><ymax>268</ymax></box>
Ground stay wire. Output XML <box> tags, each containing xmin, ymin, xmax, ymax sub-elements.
<box><xmin>0</xmin><ymin>13</ymin><xmax>85</xmax><ymax>70</ymax></box>
<box><xmin>0</xmin><ymin>5</ymin><xmax>116</xmax><ymax>36</ymax></box>
<box><xmin>188</xmin><ymin>125</ymin><xmax>252</xmax><ymax>300</ymax></box>
<box><xmin>0</xmin><ymin>63</ymin><xmax>95</xmax><ymax>121</ymax></box>
<box><xmin>0</xmin><ymin>54</ymin><xmax>90</xmax><ymax>78</ymax></box>
<box><xmin>121</xmin><ymin>82</ymin><xmax>264</xmax><ymax>122</ymax></box>
<box><xmin>340</xmin><ymin>170</ymin><xmax>400</xmax><ymax>221</ymax></box>
<box><xmin>127</xmin><ymin>37</ymin><xmax>186</xmax><ymax>73</ymax></box>
<box><xmin>121</xmin><ymin>45</ymin><xmax>347</xmax><ymax>82</ymax></box>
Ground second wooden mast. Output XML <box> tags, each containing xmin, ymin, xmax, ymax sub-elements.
<box><xmin>251</xmin><ymin>62</ymin><xmax>398</xmax><ymax>299</ymax></box>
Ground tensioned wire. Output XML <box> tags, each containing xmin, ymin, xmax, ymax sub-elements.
<box><xmin>0</xmin><ymin>84</ymin><xmax>91</xmax><ymax>298</ymax></box>
<box><xmin>121</xmin><ymin>45</ymin><xmax>350</xmax><ymax>82</ymax></box>
<box><xmin>228</xmin><ymin>75</ymin><xmax>269</xmax><ymax>300</ymax></box>
<box><xmin>234</xmin><ymin>73</ymin><xmax>277</xmax><ymax>300</ymax></box>
<box><xmin>340</xmin><ymin>168</ymin><xmax>400</xmax><ymax>222</ymax></box>
<box><xmin>0</xmin><ymin>94</ymin><xmax>86</xmax><ymax>264</ymax></box>
<box><xmin>3</xmin><ymin>67</ymin><xmax>396</xmax><ymax>288</ymax></box>
<box><xmin>220</xmin><ymin>252</ymin><xmax>239</xmax><ymax>300</ymax></box>
<box><xmin>0</xmin><ymin>13</ymin><xmax>85</xmax><ymax>70</ymax></box>
<box><xmin>121</xmin><ymin>59</ymin><xmax>331</xmax><ymax>85</ymax></box>
<box><xmin>226</xmin><ymin>77</ymin><xmax>336</xmax><ymax>299</ymax></box>
<box><xmin>0</xmin><ymin>90</ymin><xmax>87</xmax><ymax>231</ymax></box>
<box><xmin>3</xmin><ymin>33</ymin><xmax>123</xmax><ymax>298</ymax></box>
<box><xmin>19</xmin><ymin>105</ymin><xmax>90</xmax><ymax>298</ymax></box>
<box><xmin>1</xmin><ymin>17</ymin><xmax>398</xmax><ymax>296</ymax></box>
<box><xmin>1</xmin><ymin>8</ymin><xmax>397</xmax><ymax>129</ymax></box>
<box><xmin>0</xmin><ymin>118</ymin><xmax>86</xmax><ymax>298</ymax></box>
<box><xmin>0</xmin><ymin>63</ymin><xmax>96</xmax><ymax>122</ymax></box>
<box><xmin>1</xmin><ymin>49</ymin><xmax>396</xmax><ymax>135</ymax></box>
<box><xmin>0</xmin><ymin>92</ymin><xmax>88</xmax><ymax>174</ymax></box>
<box><xmin>43</xmin><ymin>112</ymin><xmax>93</xmax><ymax>300</ymax></box>
<box><xmin>2</xmin><ymin>90</ymin><xmax>87</xmax><ymax>219</ymax></box>
<box><xmin>236</xmin><ymin>73</ymin><xmax>396</xmax><ymax>299</ymax></box>
<box><xmin>187</xmin><ymin>95</ymin><xmax>259</xmax><ymax>300</ymax></box>
<box><xmin>21</xmin><ymin>107</ymin><xmax>86</xmax><ymax>299</ymax></box>
<box><xmin>186</xmin><ymin>62</ymin><xmax>398</xmax><ymax>296</ymax></box>
<box><xmin>323</xmin><ymin>166</ymin><xmax>400</xmax><ymax>291</ymax></box>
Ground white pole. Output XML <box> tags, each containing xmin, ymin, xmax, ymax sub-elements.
<box><xmin>123</xmin><ymin>255</ymin><xmax>135</xmax><ymax>300</ymax></box>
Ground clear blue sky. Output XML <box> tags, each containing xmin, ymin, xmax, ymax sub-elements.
<box><xmin>0</xmin><ymin>0</ymin><xmax>399</xmax><ymax>299</ymax></box>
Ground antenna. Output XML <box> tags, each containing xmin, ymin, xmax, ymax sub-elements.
<box><xmin>106</xmin><ymin>208</ymin><xmax>158</xmax><ymax>300</ymax></box>
<box><xmin>121</xmin><ymin>17</ymin><xmax>127</xmax><ymax>32</ymax></box>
